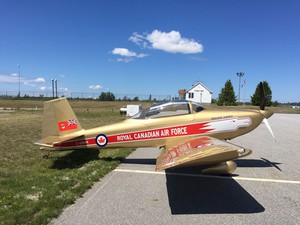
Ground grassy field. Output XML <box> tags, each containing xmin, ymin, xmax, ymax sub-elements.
<box><xmin>0</xmin><ymin>100</ymin><xmax>150</xmax><ymax>225</ymax></box>
<box><xmin>1</xmin><ymin>98</ymin><xmax>299</xmax><ymax>113</ymax></box>
<box><xmin>0</xmin><ymin>99</ymin><xmax>152</xmax><ymax>111</ymax></box>
<box><xmin>0</xmin><ymin>99</ymin><xmax>299</xmax><ymax>224</ymax></box>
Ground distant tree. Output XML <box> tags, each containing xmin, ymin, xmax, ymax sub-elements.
<box><xmin>99</xmin><ymin>92</ymin><xmax>106</xmax><ymax>101</ymax></box>
<box><xmin>122</xmin><ymin>96</ymin><xmax>128</xmax><ymax>101</ymax></box>
<box><xmin>251</xmin><ymin>81</ymin><xmax>272</xmax><ymax>106</ymax></box>
<box><xmin>133</xmin><ymin>96</ymin><xmax>139</xmax><ymax>101</ymax></box>
<box><xmin>272</xmin><ymin>100</ymin><xmax>279</xmax><ymax>107</ymax></box>
<box><xmin>99</xmin><ymin>92</ymin><xmax>115</xmax><ymax>101</ymax></box>
<box><xmin>109</xmin><ymin>92</ymin><xmax>115</xmax><ymax>101</ymax></box>
<box><xmin>211</xmin><ymin>98</ymin><xmax>217</xmax><ymax>104</ymax></box>
<box><xmin>105</xmin><ymin>92</ymin><xmax>115</xmax><ymax>101</ymax></box>
<box><xmin>148</xmin><ymin>94</ymin><xmax>152</xmax><ymax>101</ymax></box>
<box><xmin>217</xmin><ymin>80</ymin><xmax>237</xmax><ymax>106</ymax></box>
<box><xmin>104</xmin><ymin>93</ymin><xmax>110</xmax><ymax>101</ymax></box>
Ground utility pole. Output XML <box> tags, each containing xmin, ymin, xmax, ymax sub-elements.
<box><xmin>18</xmin><ymin>64</ymin><xmax>21</xmax><ymax>97</ymax></box>
<box><xmin>236</xmin><ymin>72</ymin><xmax>245</xmax><ymax>104</ymax></box>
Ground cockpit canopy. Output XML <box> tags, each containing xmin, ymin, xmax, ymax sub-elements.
<box><xmin>131</xmin><ymin>100</ymin><xmax>205</xmax><ymax>119</ymax></box>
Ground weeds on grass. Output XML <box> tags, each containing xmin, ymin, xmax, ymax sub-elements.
<box><xmin>0</xmin><ymin>107</ymin><xmax>134</xmax><ymax>225</ymax></box>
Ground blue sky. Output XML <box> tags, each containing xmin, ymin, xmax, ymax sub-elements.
<box><xmin>0</xmin><ymin>0</ymin><xmax>299</xmax><ymax>102</ymax></box>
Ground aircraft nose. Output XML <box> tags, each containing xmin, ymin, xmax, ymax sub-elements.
<box><xmin>260</xmin><ymin>110</ymin><xmax>274</xmax><ymax>119</ymax></box>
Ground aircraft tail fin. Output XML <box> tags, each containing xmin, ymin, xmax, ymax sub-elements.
<box><xmin>41</xmin><ymin>98</ymin><xmax>83</xmax><ymax>140</ymax></box>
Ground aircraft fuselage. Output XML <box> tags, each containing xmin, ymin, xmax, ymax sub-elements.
<box><xmin>52</xmin><ymin>109</ymin><xmax>272</xmax><ymax>151</ymax></box>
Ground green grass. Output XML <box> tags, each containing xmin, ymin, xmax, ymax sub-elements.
<box><xmin>0</xmin><ymin>104</ymin><xmax>134</xmax><ymax>225</ymax></box>
<box><xmin>0</xmin><ymin>99</ymin><xmax>299</xmax><ymax>224</ymax></box>
<box><xmin>1</xmin><ymin>98</ymin><xmax>299</xmax><ymax>114</ymax></box>
<box><xmin>0</xmin><ymin>99</ymin><xmax>151</xmax><ymax>112</ymax></box>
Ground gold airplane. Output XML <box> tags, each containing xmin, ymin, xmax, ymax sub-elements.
<box><xmin>35</xmin><ymin>83</ymin><xmax>274</xmax><ymax>175</ymax></box>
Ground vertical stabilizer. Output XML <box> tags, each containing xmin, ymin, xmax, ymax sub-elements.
<box><xmin>42</xmin><ymin>98</ymin><xmax>82</xmax><ymax>139</ymax></box>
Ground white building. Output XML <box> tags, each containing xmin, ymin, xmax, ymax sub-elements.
<box><xmin>185</xmin><ymin>82</ymin><xmax>213</xmax><ymax>104</ymax></box>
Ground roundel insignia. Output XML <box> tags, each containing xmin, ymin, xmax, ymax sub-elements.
<box><xmin>96</xmin><ymin>134</ymin><xmax>108</xmax><ymax>147</ymax></box>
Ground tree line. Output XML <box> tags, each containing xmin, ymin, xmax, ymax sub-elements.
<box><xmin>98</xmin><ymin>92</ymin><xmax>149</xmax><ymax>101</ymax></box>
<box><xmin>89</xmin><ymin>81</ymin><xmax>275</xmax><ymax>106</ymax></box>
<box><xmin>2</xmin><ymin>81</ymin><xmax>280</xmax><ymax>106</ymax></box>
<box><xmin>217</xmin><ymin>80</ymin><xmax>273</xmax><ymax>106</ymax></box>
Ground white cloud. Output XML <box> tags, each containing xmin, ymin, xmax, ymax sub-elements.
<box><xmin>40</xmin><ymin>86</ymin><xmax>46</xmax><ymax>91</ymax></box>
<box><xmin>89</xmin><ymin>85</ymin><xmax>102</xmax><ymax>90</ymax></box>
<box><xmin>129</xmin><ymin>30</ymin><xmax>203</xmax><ymax>54</ymax></box>
<box><xmin>188</xmin><ymin>56</ymin><xmax>207</xmax><ymax>61</ymax></box>
<box><xmin>111</xmin><ymin>29</ymin><xmax>201</xmax><ymax>62</ymax></box>
<box><xmin>129</xmin><ymin>32</ymin><xmax>150</xmax><ymax>49</ymax></box>
<box><xmin>34</xmin><ymin>77</ymin><xmax>46</xmax><ymax>83</ymax></box>
<box><xmin>117</xmin><ymin>58</ymin><xmax>134</xmax><ymax>63</ymax></box>
<box><xmin>111</xmin><ymin>47</ymin><xmax>148</xmax><ymax>63</ymax></box>
<box><xmin>128</xmin><ymin>32</ymin><xmax>146</xmax><ymax>46</ymax></box>
<box><xmin>0</xmin><ymin>74</ymin><xmax>19</xmax><ymax>83</ymax></box>
<box><xmin>147</xmin><ymin>30</ymin><xmax>203</xmax><ymax>54</ymax></box>
<box><xmin>112</xmin><ymin>48</ymin><xmax>137</xmax><ymax>57</ymax></box>
<box><xmin>0</xmin><ymin>74</ymin><xmax>46</xmax><ymax>84</ymax></box>
<box><xmin>59</xmin><ymin>87</ymin><xmax>68</xmax><ymax>91</ymax></box>
<box><xmin>136</xmin><ymin>53</ymin><xmax>148</xmax><ymax>58</ymax></box>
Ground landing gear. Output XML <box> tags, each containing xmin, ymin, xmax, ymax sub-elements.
<box><xmin>42</xmin><ymin>151</ymin><xmax>51</xmax><ymax>159</ymax></box>
<box><xmin>201</xmin><ymin>161</ymin><xmax>237</xmax><ymax>175</ymax></box>
<box><xmin>40</xmin><ymin>147</ymin><xmax>51</xmax><ymax>159</ymax></box>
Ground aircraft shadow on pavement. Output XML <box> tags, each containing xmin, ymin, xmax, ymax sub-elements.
<box><xmin>165</xmin><ymin>167</ymin><xmax>265</xmax><ymax>214</ymax></box>
<box><xmin>121</xmin><ymin>158</ymin><xmax>156</xmax><ymax>165</ymax></box>
<box><xmin>235</xmin><ymin>158</ymin><xmax>282</xmax><ymax>171</ymax></box>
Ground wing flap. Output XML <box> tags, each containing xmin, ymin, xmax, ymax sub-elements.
<box><xmin>156</xmin><ymin>136</ymin><xmax>251</xmax><ymax>171</ymax></box>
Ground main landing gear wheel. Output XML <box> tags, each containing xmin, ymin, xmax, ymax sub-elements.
<box><xmin>42</xmin><ymin>153</ymin><xmax>51</xmax><ymax>159</ymax></box>
<box><xmin>201</xmin><ymin>161</ymin><xmax>237</xmax><ymax>175</ymax></box>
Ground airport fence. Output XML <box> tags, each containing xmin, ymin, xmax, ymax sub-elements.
<box><xmin>0</xmin><ymin>90</ymin><xmax>172</xmax><ymax>101</ymax></box>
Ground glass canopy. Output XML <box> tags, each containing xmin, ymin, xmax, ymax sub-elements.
<box><xmin>131</xmin><ymin>100</ymin><xmax>205</xmax><ymax>119</ymax></box>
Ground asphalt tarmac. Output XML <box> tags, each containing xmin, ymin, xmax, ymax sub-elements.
<box><xmin>51</xmin><ymin>113</ymin><xmax>300</xmax><ymax>225</ymax></box>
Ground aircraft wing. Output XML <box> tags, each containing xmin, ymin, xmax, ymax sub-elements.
<box><xmin>155</xmin><ymin>136</ymin><xmax>251</xmax><ymax>171</ymax></box>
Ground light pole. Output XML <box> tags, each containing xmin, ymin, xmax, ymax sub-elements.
<box><xmin>236</xmin><ymin>72</ymin><xmax>244</xmax><ymax>104</ymax></box>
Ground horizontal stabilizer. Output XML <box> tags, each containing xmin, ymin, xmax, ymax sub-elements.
<box><xmin>35</xmin><ymin>133</ymin><xmax>84</xmax><ymax>149</ymax></box>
